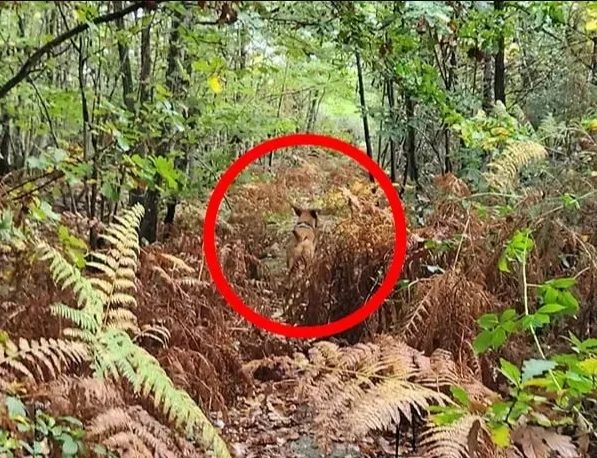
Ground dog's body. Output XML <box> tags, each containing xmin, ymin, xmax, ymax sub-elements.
<box><xmin>286</xmin><ymin>205</ymin><xmax>318</xmax><ymax>273</ymax></box>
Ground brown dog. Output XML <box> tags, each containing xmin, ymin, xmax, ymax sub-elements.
<box><xmin>286</xmin><ymin>204</ymin><xmax>319</xmax><ymax>273</ymax></box>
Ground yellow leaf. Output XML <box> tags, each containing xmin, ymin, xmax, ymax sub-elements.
<box><xmin>586</xmin><ymin>119</ymin><xmax>597</xmax><ymax>133</ymax></box>
<box><xmin>587</xmin><ymin>6</ymin><xmax>597</xmax><ymax>33</ymax></box>
<box><xmin>491</xmin><ymin>424</ymin><xmax>511</xmax><ymax>448</ymax></box>
<box><xmin>579</xmin><ymin>358</ymin><xmax>597</xmax><ymax>376</ymax></box>
<box><xmin>208</xmin><ymin>75</ymin><xmax>223</xmax><ymax>94</ymax></box>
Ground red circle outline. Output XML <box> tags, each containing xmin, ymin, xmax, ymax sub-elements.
<box><xmin>203</xmin><ymin>133</ymin><xmax>407</xmax><ymax>339</ymax></box>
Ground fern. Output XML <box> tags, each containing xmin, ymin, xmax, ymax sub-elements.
<box><xmin>420</xmin><ymin>414</ymin><xmax>488</xmax><ymax>458</ymax></box>
<box><xmin>0</xmin><ymin>336</ymin><xmax>88</xmax><ymax>382</ymax></box>
<box><xmin>484</xmin><ymin>140</ymin><xmax>548</xmax><ymax>191</ymax></box>
<box><xmin>89</xmin><ymin>407</ymin><xmax>178</xmax><ymax>458</ymax></box>
<box><xmin>297</xmin><ymin>336</ymin><xmax>452</xmax><ymax>448</ymax></box>
<box><xmin>536</xmin><ymin>113</ymin><xmax>569</xmax><ymax>148</ymax></box>
<box><xmin>31</xmin><ymin>204</ymin><xmax>232</xmax><ymax>458</ymax></box>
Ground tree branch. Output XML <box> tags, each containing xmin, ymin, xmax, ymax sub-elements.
<box><xmin>0</xmin><ymin>1</ymin><xmax>158</xmax><ymax>100</ymax></box>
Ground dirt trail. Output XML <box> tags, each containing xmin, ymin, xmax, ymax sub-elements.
<box><xmin>214</xmin><ymin>150</ymin><xmax>400</xmax><ymax>457</ymax></box>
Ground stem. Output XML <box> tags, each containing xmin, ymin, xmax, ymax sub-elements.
<box><xmin>520</xmin><ymin>233</ymin><xmax>594</xmax><ymax>436</ymax></box>
<box><xmin>520</xmin><ymin>239</ymin><xmax>547</xmax><ymax>361</ymax></box>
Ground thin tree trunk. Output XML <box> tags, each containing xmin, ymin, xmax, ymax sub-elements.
<box><xmin>128</xmin><ymin>11</ymin><xmax>152</xmax><ymax>213</ymax></box>
<box><xmin>114</xmin><ymin>1</ymin><xmax>135</xmax><ymax>112</ymax></box>
<box><xmin>77</xmin><ymin>35</ymin><xmax>101</xmax><ymax>248</ymax></box>
<box><xmin>404</xmin><ymin>92</ymin><xmax>418</xmax><ymax>187</ymax></box>
<box><xmin>0</xmin><ymin>112</ymin><xmax>10</xmax><ymax>176</ymax></box>
<box><xmin>494</xmin><ymin>0</ymin><xmax>506</xmax><ymax>104</ymax></box>
<box><xmin>376</xmin><ymin>81</ymin><xmax>387</xmax><ymax>165</ymax></box>
<box><xmin>269</xmin><ymin>60</ymin><xmax>289</xmax><ymax>168</ymax></box>
<box><xmin>444</xmin><ymin>48</ymin><xmax>456</xmax><ymax>173</ymax></box>
<box><xmin>591</xmin><ymin>37</ymin><xmax>597</xmax><ymax>86</ymax></box>
<box><xmin>139</xmin><ymin>22</ymin><xmax>152</xmax><ymax>110</ymax></box>
<box><xmin>482</xmin><ymin>54</ymin><xmax>493</xmax><ymax>111</ymax></box>
<box><xmin>386</xmin><ymin>79</ymin><xmax>397</xmax><ymax>183</ymax></box>
<box><xmin>156</xmin><ymin>12</ymin><xmax>186</xmax><ymax>240</ymax></box>
<box><xmin>355</xmin><ymin>51</ymin><xmax>374</xmax><ymax>182</ymax></box>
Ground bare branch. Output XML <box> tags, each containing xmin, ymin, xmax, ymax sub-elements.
<box><xmin>0</xmin><ymin>1</ymin><xmax>161</xmax><ymax>100</ymax></box>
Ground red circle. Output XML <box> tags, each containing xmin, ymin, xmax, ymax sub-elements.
<box><xmin>203</xmin><ymin>133</ymin><xmax>407</xmax><ymax>339</ymax></box>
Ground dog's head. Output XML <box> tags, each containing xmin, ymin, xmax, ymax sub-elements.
<box><xmin>291</xmin><ymin>204</ymin><xmax>319</xmax><ymax>229</ymax></box>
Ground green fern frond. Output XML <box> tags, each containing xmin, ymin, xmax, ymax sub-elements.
<box><xmin>20</xmin><ymin>204</ymin><xmax>231</xmax><ymax>457</ymax></box>
<box><xmin>51</xmin><ymin>303</ymin><xmax>100</xmax><ymax>332</ymax></box>
<box><xmin>39</xmin><ymin>243</ymin><xmax>103</xmax><ymax>323</ymax></box>
<box><xmin>95</xmin><ymin>328</ymin><xmax>231</xmax><ymax>457</ymax></box>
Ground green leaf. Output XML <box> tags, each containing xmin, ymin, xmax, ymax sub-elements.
<box><xmin>490</xmin><ymin>402</ymin><xmax>511</xmax><ymax>421</ymax></box>
<box><xmin>537</xmin><ymin>303</ymin><xmax>566</xmax><ymax>315</ymax></box>
<box><xmin>491</xmin><ymin>327</ymin><xmax>507</xmax><ymax>349</ymax></box>
<box><xmin>499</xmin><ymin>359</ymin><xmax>521</xmax><ymax>386</ymax></box>
<box><xmin>5</xmin><ymin>396</ymin><xmax>27</xmax><ymax>419</ymax></box>
<box><xmin>579</xmin><ymin>338</ymin><xmax>597</xmax><ymax>352</ymax></box>
<box><xmin>59</xmin><ymin>416</ymin><xmax>83</xmax><ymax>428</ymax></box>
<box><xmin>542</xmin><ymin>285</ymin><xmax>559</xmax><ymax>304</ymax></box>
<box><xmin>521</xmin><ymin>359</ymin><xmax>556</xmax><ymax>382</ymax></box>
<box><xmin>500</xmin><ymin>308</ymin><xmax>517</xmax><ymax>323</ymax></box>
<box><xmin>450</xmin><ymin>386</ymin><xmax>470</xmax><ymax>407</ymax></box>
<box><xmin>548</xmin><ymin>277</ymin><xmax>577</xmax><ymax>289</ymax></box>
<box><xmin>61</xmin><ymin>436</ymin><xmax>78</xmax><ymax>455</ymax></box>
<box><xmin>497</xmin><ymin>255</ymin><xmax>510</xmax><ymax>272</ymax></box>
<box><xmin>473</xmin><ymin>330</ymin><xmax>494</xmax><ymax>354</ymax></box>
<box><xmin>478</xmin><ymin>313</ymin><xmax>499</xmax><ymax>330</ymax></box>
<box><xmin>559</xmin><ymin>291</ymin><xmax>579</xmax><ymax>314</ymax></box>
<box><xmin>428</xmin><ymin>406</ymin><xmax>466</xmax><ymax>426</ymax></box>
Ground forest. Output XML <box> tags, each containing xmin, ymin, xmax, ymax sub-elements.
<box><xmin>1</xmin><ymin>1</ymin><xmax>597</xmax><ymax>457</ymax></box>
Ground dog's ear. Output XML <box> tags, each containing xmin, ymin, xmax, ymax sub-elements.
<box><xmin>309</xmin><ymin>209</ymin><xmax>319</xmax><ymax>220</ymax></box>
<box><xmin>291</xmin><ymin>204</ymin><xmax>302</xmax><ymax>217</ymax></box>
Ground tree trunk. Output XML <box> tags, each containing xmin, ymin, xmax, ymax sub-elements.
<box><xmin>443</xmin><ymin>48</ymin><xmax>456</xmax><ymax>173</ymax></box>
<box><xmin>113</xmin><ymin>1</ymin><xmax>135</xmax><ymax>112</ymax></box>
<box><xmin>127</xmin><ymin>10</ymin><xmax>151</xmax><ymax>211</ymax></box>
<box><xmin>404</xmin><ymin>92</ymin><xmax>418</xmax><ymax>187</ymax></box>
<box><xmin>494</xmin><ymin>0</ymin><xmax>506</xmax><ymax>105</ymax></box>
<box><xmin>0</xmin><ymin>112</ymin><xmax>10</xmax><ymax>176</ymax></box>
<box><xmin>157</xmin><ymin>12</ymin><xmax>186</xmax><ymax>241</ymax></box>
<box><xmin>355</xmin><ymin>51</ymin><xmax>374</xmax><ymax>182</ymax></box>
<box><xmin>591</xmin><ymin>37</ymin><xmax>597</xmax><ymax>86</ymax></box>
<box><xmin>139</xmin><ymin>22</ymin><xmax>152</xmax><ymax>110</ymax></box>
<box><xmin>305</xmin><ymin>90</ymin><xmax>319</xmax><ymax>132</ymax></box>
<box><xmin>482</xmin><ymin>54</ymin><xmax>493</xmax><ymax>111</ymax></box>
<box><xmin>386</xmin><ymin>79</ymin><xmax>397</xmax><ymax>183</ymax></box>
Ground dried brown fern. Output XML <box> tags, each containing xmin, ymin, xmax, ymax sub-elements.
<box><xmin>0</xmin><ymin>336</ymin><xmax>88</xmax><ymax>383</ymax></box>
<box><xmin>400</xmin><ymin>270</ymin><xmax>495</xmax><ymax>363</ymax></box>
<box><xmin>420</xmin><ymin>413</ymin><xmax>489</xmax><ymax>458</ymax></box>
<box><xmin>89</xmin><ymin>407</ymin><xmax>178</xmax><ymax>458</ymax></box>
<box><xmin>296</xmin><ymin>335</ymin><xmax>452</xmax><ymax>449</ymax></box>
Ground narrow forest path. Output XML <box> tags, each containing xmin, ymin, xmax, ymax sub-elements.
<box><xmin>206</xmin><ymin>148</ymin><xmax>404</xmax><ymax>457</ymax></box>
